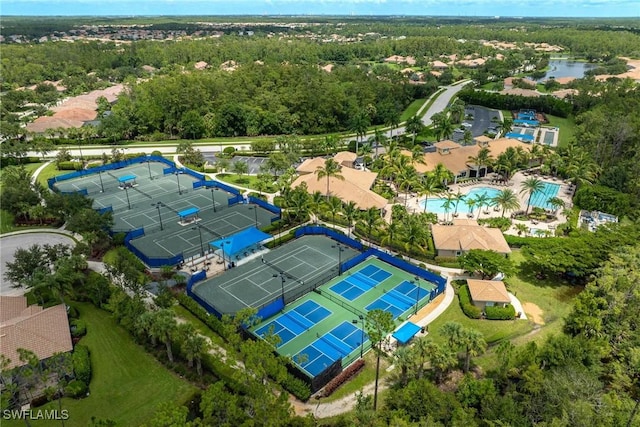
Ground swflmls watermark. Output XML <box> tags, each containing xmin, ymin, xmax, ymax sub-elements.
<box><xmin>2</xmin><ymin>409</ymin><xmax>69</xmax><ymax>421</ymax></box>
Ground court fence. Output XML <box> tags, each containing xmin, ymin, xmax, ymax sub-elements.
<box><xmin>123</xmin><ymin>226</ymin><xmax>186</xmax><ymax>268</ymax></box>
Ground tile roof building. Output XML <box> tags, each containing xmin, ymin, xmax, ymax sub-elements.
<box><xmin>466</xmin><ymin>279</ymin><xmax>511</xmax><ymax>310</ymax></box>
<box><xmin>431</xmin><ymin>219</ymin><xmax>511</xmax><ymax>257</ymax></box>
<box><xmin>0</xmin><ymin>296</ymin><xmax>73</xmax><ymax>370</ymax></box>
<box><xmin>292</xmin><ymin>152</ymin><xmax>387</xmax><ymax>209</ymax></box>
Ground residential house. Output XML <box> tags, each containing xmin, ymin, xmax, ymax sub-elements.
<box><xmin>431</xmin><ymin>219</ymin><xmax>511</xmax><ymax>258</ymax></box>
<box><xmin>466</xmin><ymin>279</ymin><xmax>511</xmax><ymax>310</ymax></box>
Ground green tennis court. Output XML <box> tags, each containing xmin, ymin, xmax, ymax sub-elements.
<box><xmin>251</xmin><ymin>256</ymin><xmax>440</xmax><ymax>378</ymax></box>
<box><xmin>191</xmin><ymin>235</ymin><xmax>361</xmax><ymax>315</ymax></box>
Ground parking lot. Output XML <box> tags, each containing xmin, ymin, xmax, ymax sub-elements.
<box><xmin>452</xmin><ymin>105</ymin><xmax>501</xmax><ymax>143</ymax></box>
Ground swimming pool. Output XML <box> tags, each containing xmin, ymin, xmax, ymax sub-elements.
<box><xmin>527</xmin><ymin>182</ymin><xmax>561</xmax><ymax>210</ymax></box>
<box><xmin>420</xmin><ymin>187</ymin><xmax>501</xmax><ymax>214</ymax></box>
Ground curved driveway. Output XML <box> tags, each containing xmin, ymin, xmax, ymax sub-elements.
<box><xmin>0</xmin><ymin>231</ymin><xmax>76</xmax><ymax>296</ymax></box>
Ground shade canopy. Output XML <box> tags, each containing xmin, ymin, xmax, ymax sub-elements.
<box><xmin>178</xmin><ymin>207</ymin><xmax>199</xmax><ymax>219</ymax></box>
<box><xmin>118</xmin><ymin>174</ymin><xmax>136</xmax><ymax>183</ymax></box>
<box><xmin>209</xmin><ymin>227</ymin><xmax>271</xmax><ymax>257</ymax></box>
<box><xmin>392</xmin><ymin>322</ymin><xmax>421</xmax><ymax>345</ymax></box>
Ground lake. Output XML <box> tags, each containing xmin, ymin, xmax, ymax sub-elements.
<box><xmin>536</xmin><ymin>59</ymin><xmax>596</xmax><ymax>81</ymax></box>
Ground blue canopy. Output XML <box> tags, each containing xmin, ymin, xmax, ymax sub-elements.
<box><xmin>209</xmin><ymin>227</ymin><xmax>271</xmax><ymax>257</ymax></box>
<box><xmin>118</xmin><ymin>174</ymin><xmax>136</xmax><ymax>183</ymax></box>
<box><xmin>392</xmin><ymin>322</ymin><xmax>421</xmax><ymax>345</ymax></box>
<box><xmin>514</xmin><ymin>119</ymin><xmax>539</xmax><ymax>126</ymax></box>
<box><xmin>178</xmin><ymin>207</ymin><xmax>199</xmax><ymax>219</ymax></box>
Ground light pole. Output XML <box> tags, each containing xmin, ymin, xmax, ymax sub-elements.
<box><xmin>192</xmin><ymin>225</ymin><xmax>205</xmax><ymax>258</ymax></box>
<box><xmin>352</xmin><ymin>315</ymin><xmax>365</xmax><ymax>358</ymax></box>
<box><xmin>98</xmin><ymin>170</ymin><xmax>104</xmax><ymax>193</ymax></box>
<box><xmin>175</xmin><ymin>171</ymin><xmax>182</xmax><ymax>195</ymax></box>
<box><xmin>248</xmin><ymin>205</ymin><xmax>258</xmax><ymax>227</ymax></box>
<box><xmin>147</xmin><ymin>158</ymin><xmax>153</xmax><ymax>180</ymax></box>
<box><xmin>210</xmin><ymin>188</ymin><xmax>217</xmax><ymax>213</ymax></box>
<box><xmin>124</xmin><ymin>184</ymin><xmax>131</xmax><ymax>209</ymax></box>
<box><xmin>220</xmin><ymin>240</ymin><xmax>229</xmax><ymax>270</ymax></box>
<box><xmin>412</xmin><ymin>276</ymin><xmax>421</xmax><ymax>315</ymax></box>
<box><xmin>332</xmin><ymin>243</ymin><xmax>345</xmax><ymax>275</ymax></box>
<box><xmin>152</xmin><ymin>202</ymin><xmax>164</xmax><ymax>230</ymax></box>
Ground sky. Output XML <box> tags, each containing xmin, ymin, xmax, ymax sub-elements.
<box><xmin>1</xmin><ymin>0</ymin><xmax>638</xmax><ymax>17</ymax></box>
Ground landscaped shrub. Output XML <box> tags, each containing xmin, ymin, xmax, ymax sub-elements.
<box><xmin>458</xmin><ymin>284</ymin><xmax>482</xmax><ymax>319</ymax></box>
<box><xmin>322</xmin><ymin>359</ymin><xmax>365</xmax><ymax>397</ymax></box>
<box><xmin>478</xmin><ymin>217</ymin><xmax>512</xmax><ymax>231</ymax></box>
<box><xmin>57</xmin><ymin>161</ymin><xmax>83</xmax><ymax>171</ymax></box>
<box><xmin>280</xmin><ymin>367</ymin><xmax>312</xmax><ymax>401</ymax></box>
<box><xmin>151</xmin><ymin>150</ymin><xmax>163</xmax><ymax>157</ymax></box>
<box><xmin>70</xmin><ymin>319</ymin><xmax>87</xmax><ymax>338</ymax></box>
<box><xmin>64</xmin><ymin>379</ymin><xmax>88</xmax><ymax>398</ymax></box>
<box><xmin>485</xmin><ymin>304</ymin><xmax>516</xmax><ymax>320</ymax></box>
<box><xmin>175</xmin><ymin>293</ymin><xmax>227</xmax><ymax>339</ymax></box>
<box><xmin>72</xmin><ymin>344</ymin><xmax>91</xmax><ymax>385</ymax></box>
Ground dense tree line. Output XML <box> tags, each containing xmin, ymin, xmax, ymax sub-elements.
<box><xmin>103</xmin><ymin>63</ymin><xmax>417</xmax><ymax>139</ymax></box>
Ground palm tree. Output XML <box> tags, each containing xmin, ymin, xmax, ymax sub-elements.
<box><xmin>474</xmin><ymin>192</ymin><xmax>491</xmax><ymax>219</ymax></box>
<box><xmin>460</xmin><ymin>328</ymin><xmax>487</xmax><ymax>373</ymax></box>
<box><xmin>410</xmin><ymin>145</ymin><xmax>425</xmax><ymax>166</ymax></box>
<box><xmin>309</xmin><ymin>191</ymin><xmax>325</xmax><ymax>223</ymax></box>
<box><xmin>325</xmin><ymin>196</ymin><xmax>343</xmax><ymax>229</ymax></box>
<box><xmin>315</xmin><ymin>158</ymin><xmax>344</xmax><ymax>200</ymax></box>
<box><xmin>547</xmin><ymin>196</ymin><xmax>565</xmax><ymax>214</ymax></box>
<box><xmin>452</xmin><ymin>190</ymin><xmax>466</xmax><ymax>217</ymax></box>
<box><xmin>498</xmin><ymin>117</ymin><xmax>513</xmax><ymax>136</ymax></box>
<box><xmin>449</xmin><ymin>99</ymin><xmax>466</xmax><ymax>124</ymax></box>
<box><xmin>321</xmin><ymin>134</ymin><xmax>339</xmax><ymax>156</ymax></box>
<box><xmin>405</xmin><ymin>115</ymin><xmax>424</xmax><ymax>144</ymax></box>
<box><xmin>492</xmin><ymin>189</ymin><xmax>521</xmax><ymax>217</ymax></box>
<box><xmin>419</xmin><ymin>176</ymin><xmax>440</xmax><ymax>213</ymax></box>
<box><xmin>520</xmin><ymin>177</ymin><xmax>545</xmax><ymax>214</ymax></box>
<box><xmin>342</xmin><ymin>201</ymin><xmax>359</xmax><ymax>237</ymax></box>
<box><xmin>397</xmin><ymin>168</ymin><xmax>418</xmax><ymax>207</ymax></box>
<box><xmin>467</xmin><ymin>147</ymin><xmax>493</xmax><ymax>178</ymax></box>
<box><xmin>441</xmin><ymin>192</ymin><xmax>455</xmax><ymax>222</ymax></box>
<box><xmin>515</xmin><ymin>223</ymin><xmax>529</xmax><ymax>236</ymax></box>
<box><xmin>150</xmin><ymin>309</ymin><xmax>178</xmax><ymax>363</ymax></box>
<box><xmin>465</xmin><ymin>198</ymin><xmax>477</xmax><ymax>217</ymax></box>
<box><xmin>361</xmin><ymin>207</ymin><xmax>382</xmax><ymax>245</ymax></box>
<box><xmin>432</xmin><ymin>112</ymin><xmax>454</xmax><ymax>141</ymax></box>
<box><xmin>178</xmin><ymin>323</ymin><xmax>209</xmax><ymax>376</ymax></box>
<box><xmin>401</xmin><ymin>215</ymin><xmax>430</xmax><ymax>253</ymax></box>
<box><xmin>430</xmin><ymin>163</ymin><xmax>455</xmax><ymax>187</ymax></box>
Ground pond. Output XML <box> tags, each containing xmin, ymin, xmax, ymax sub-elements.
<box><xmin>535</xmin><ymin>59</ymin><xmax>596</xmax><ymax>81</ymax></box>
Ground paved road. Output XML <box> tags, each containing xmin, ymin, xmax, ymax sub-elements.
<box><xmin>25</xmin><ymin>81</ymin><xmax>472</xmax><ymax>160</ymax></box>
<box><xmin>0</xmin><ymin>232</ymin><xmax>76</xmax><ymax>296</ymax></box>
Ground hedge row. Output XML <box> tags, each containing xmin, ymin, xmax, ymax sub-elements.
<box><xmin>322</xmin><ymin>359</ymin><xmax>365</xmax><ymax>397</ymax></box>
<box><xmin>175</xmin><ymin>293</ymin><xmax>228</xmax><ymax>339</ymax></box>
<box><xmin>57</xmin><ymin>161</ymin><xmax>83</xmax><ymax>170</ymax></box>
<box><xmin>70</xmin><ymin>319</ymin><xmax>87</xmax><ymax>338</ymax></box>
<box><xmin>176</xmin><ymin>293</ymin><xmax>311</xmax><ymax>401</ymax></box>
<box><xmin>458</xmin><ymin>284</ymin><xmax>482</xmax><ymax>319</ymax></box>
<box><xmin>64</xmin><ymin>379</ymin><xmax>88</xmax><ymax>398</ymax></box>
<box><xmin>485</xmin><ymin>304</ymin><xmax>516</xmax><ymax>320</ymax></box>
<box><xmin>72</xmin><ymin>344</ymin><xmax>91</xmax><ymax>385</ymax></box>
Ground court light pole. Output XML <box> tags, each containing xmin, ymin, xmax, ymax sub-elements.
<box><xmin>98</xmin><ymin>170</ymin><xmax>104</xmax><ymax>193</ymax></box>
<box><xmin>152</xmin><ymin>202</ymin><xmax>164</xmax><ymax>231</ymax></box>
<box><xmin>210</xmin><ymin>188</ymin><xmax>217</xmax><ymax>213</ymax></box>
<box><xmin>147</xmin><ymin>158</ymin><xmax>153</xmax><ymax>180</ymax></box>
<box><xmin>332</xmin><ymin>243</ymin><xmax>345</xmax><ymax>275</ymax></box>
<box><xmin>124</xmin><ymin>184</ymin><xmax>131</xmax><ymax>209</ymax></box>
<box><xmin>175</xmin><ymin>171</ymin><xmax>182</xmax><ymax>195</ymax></box>
<box><xmin>220</xmin><ymin>240</ymin><xmax>229</xmax><ymax>270</ymax></box>
<box><xmin>192</xmin><ymin>225</ymin><xmax>205</xmax><ymax>258</ymax></box>
<box><xmin>249</xmin><ymin>205</ymin><xmax>258</xmax><ymax>227</ymax></box>
<box><xmin>352</xmin><ymin>315</ymin><xmax>365</xmax><ymax>358</ymax></box>
<box><xmin>412</xmin><ymin>276</ymin><xmax>421</xmax><ymax>315</ymax></box>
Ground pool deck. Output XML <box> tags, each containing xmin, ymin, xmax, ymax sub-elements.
<box><xmin>406</xmin><ymin>171</ymin><xmax>575</xmax><ymax>237</ymax></box>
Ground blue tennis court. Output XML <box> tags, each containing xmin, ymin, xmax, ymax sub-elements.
<box><xmin>366</xmin><ymin>288</ymin><xmax>416</xmax><ymax>320</ymax></box>
<box><xmin>255</xmin><ymin>300</ymin><xmax>332</xmax><ymax>347</ymax></box>
<box><xmin>329</xmin><ymin>265</ymin><xmax>392</xmax><ymax>301</ymax></box>
<box><xmin>295</xmin><ymin>321</ymin><xmax>368</xmax><ymax>376</ymax></box>
<box><xmin>393</xmin><ymin>280</ymin><xmax>432</xmax><ymax>303</ymax></box>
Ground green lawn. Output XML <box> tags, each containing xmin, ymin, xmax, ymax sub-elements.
<box><xmin>7</xmin><ymin>303</ymin><xmax>196</xmax><ymax>427</ymax></box>
<box><xmin>35</xmin><ymin>161</ymin><xmax>64</xmax><ymax>188</ymax></box>
<box><xmin>507</xmin><ymin>250</ymin><xmax>582</xmax><ymax>344</ymax></box>
<box><xmin>215</xmin><ymin>173</ymin><xmax>276</xmax><ymax>193</ymax></box>
<box><xmin>400</xmin><ymin>98</ymin><xmax>427</xmax><ymax>122</ymax></box>
<box><xmin>545</xmin><ymin>115</ymin><xmax>577</xmax><ymax>148</ymax></box>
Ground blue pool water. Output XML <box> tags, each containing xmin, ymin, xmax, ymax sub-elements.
<box><xmin>527</xmin><ymin>182</ymin><xmax>561</xmax><ymax>210</ymax></box>
<box><xmin>420</xmin><ymin>187</ymin><xmax>501</xmax><ymax>214</ymax></box>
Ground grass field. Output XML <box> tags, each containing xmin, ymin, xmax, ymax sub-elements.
<box><xmin>6</xmin><ymin>303</ymin><xmax>196</xmax><ymax>427</ymax></box>
<box><xmin>35</xmin><ymin>162</ymin><xmax>64</xmax><ymax>188</ymax></box>
<box><xmin>215</xmin><ymin>173</ymin><xmax>276</xmax><ymax>193</ymax></box>
<box><xmin>546</xmin><ymin>115</ymin><xmax>577</xmax><ymax>148</ymax></box>
<box><xmin>400</xmin><ymin>98</ymin><xmax>427</xmax><ymax>122</ymax></box>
